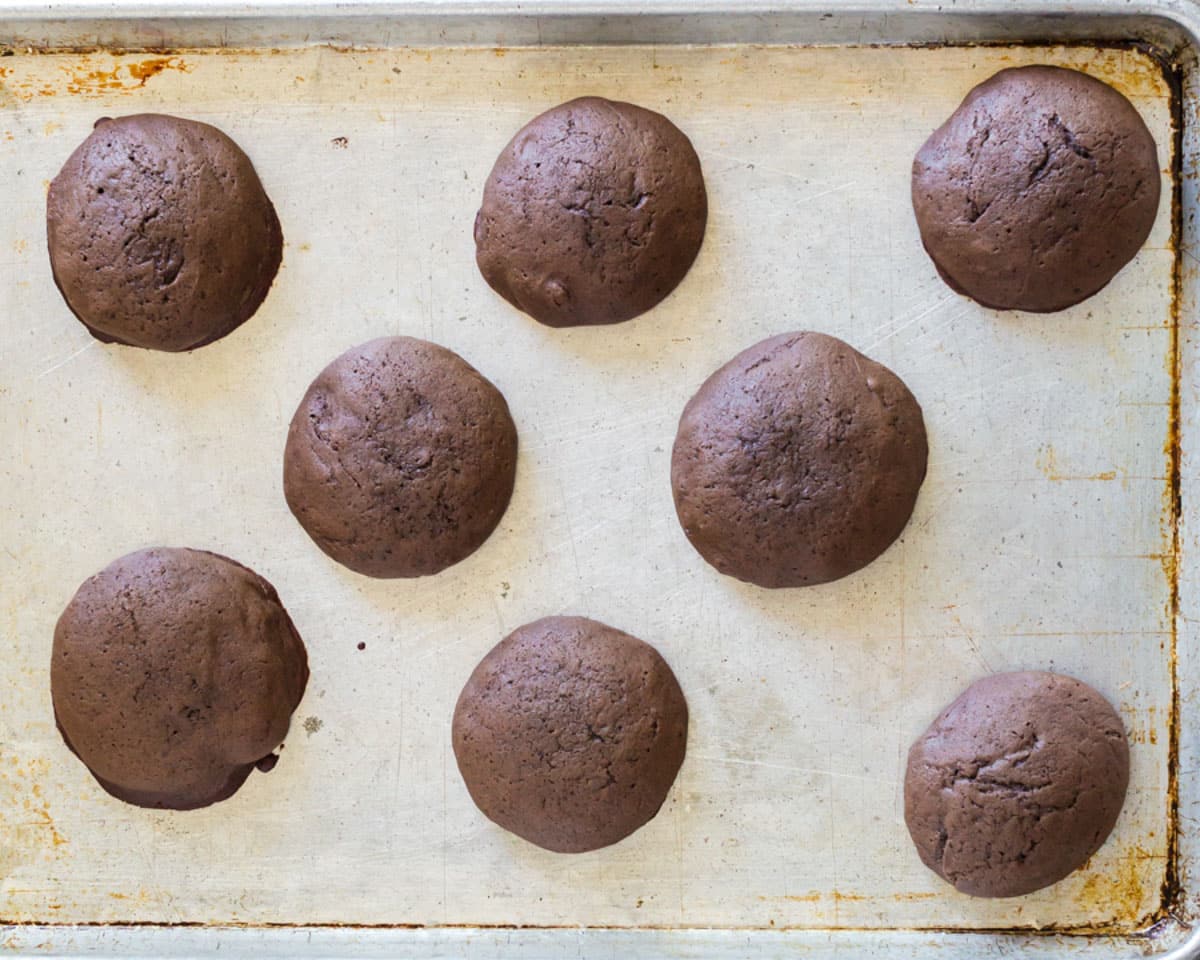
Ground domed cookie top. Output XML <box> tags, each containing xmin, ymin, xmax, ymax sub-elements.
<box><xmin>912</xmin><ymin>65</ymin><xmax>1160</xmax><ymax>312</ymax></box>
<box><xmin>46</xmin><ymin>114</ymin><xmax>283</xmax><ymax>351</ymax></box>
<box><xmin>452</xmin><ymin>616</ymin><xmax>688</xmax><ymax>853</ymax></box>
<box><xmin>51</xmin><ymin>547</ymin><xmax>308</xmax><ymax>810</ymax></box>
<box><xmin>283</xmin><ymin>336</ymin><xmax>518</xmax><ymax>578</ymax></box>
<box><xmin>904</xmin><ymin>671</ymin><xmax>1130</xmax><ymax>898</ymax></box>
<box><xmin>474</xmin><ymin>96</ymin><xmax>707</xmax><ymax>327</ymax></box>
<box><xmin>670</xmin><ymin>331</ymin><xmax>928</xmax><ymax>588</ymax></box>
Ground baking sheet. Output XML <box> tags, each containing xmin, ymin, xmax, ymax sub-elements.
<box><xmin>0</xmin><ymin>41</ymin><xmax>1178</xmax><ymax>934</ymax></box>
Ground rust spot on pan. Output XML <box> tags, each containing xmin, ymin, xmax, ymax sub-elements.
<box><xmin>64</xmin><ymin>56</ymin><xmax>190</xmax><ymax>95</ymax></box>
<box><xmin>0</xmin><ymin>754</ymin><xmax>68</xmax><ymax>861</ymax></box>
<box><xmin>762</xmin><ymin>890</ymin><xmax>939</xmax><ymax>904</ymax></box>
<box><xmin>1034</xmin><ymin>444</ymin><xmax>1118</xmax><ymax>481</ymax></box>
<box><xmin>0</xmin><ymin>53</ymin><xmax>190</xmax><ymax>99</ymax></box>
<box><xmin>1122</xmin><ymin>703</ymin><xmax>1162</xmax><ymax>745</ymax></box>
<box><xmin>126</xmin><ymin>56</ymin><xmax>186</xmax><ymax>85</ymax></box>
<box><xmin>1155</xmin><ymin>40</ymin><xmax>1186</xmax><ymax>937</ymax></box>
<box><xmin>1078</xmin><ymin>849</ymin><xmax>1165</xmax><ymax>912</ymax></box>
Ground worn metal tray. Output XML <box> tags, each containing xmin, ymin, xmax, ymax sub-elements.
<box><xmin>0</xmin><ymin>0</ymin><xmax>1197</xmax><ymax>956</ymax></box>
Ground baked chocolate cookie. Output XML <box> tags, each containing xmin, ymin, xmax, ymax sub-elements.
<box><xmin>283</xmin><ymin>336</ymin><xmax>518</xmax><ymax>578</ymax></box>
<box><xmin>452</xmin><ymin>616</ymin><xmax>688</xmax><ymax>853</ymax></box>
<box><xmin>46</xmin><ymin>114</ymin><xmax>283</xmax><ymax>351</ymax></box>
<box><xmin>912</xmin><ymin>65</ymin><xmax>1160</xmax><ymax>312</ymax></box>
<box><xmin>474</xmin><ymin>96</ymin><xmax>707</xmax><ymax>327</ymax></box>
<box><xmin>904</xmin><ymin>671</ymin><xmax>1130</xmax><ymax>898</ymax></box>
<box><xmin>51</xmin><ymin>548</ymin><xmax>308</xmax><ymax>810</ymax></box>
<box><xmin>670</xmin><ymin>331</ymin><xmax>927</xmax><ymax>588</ymax></box>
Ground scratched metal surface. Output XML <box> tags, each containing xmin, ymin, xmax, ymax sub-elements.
<box><xmin>0</xmin><ymin>34</ymin><xmax>1181</xmax><ymax>942</ymax></box>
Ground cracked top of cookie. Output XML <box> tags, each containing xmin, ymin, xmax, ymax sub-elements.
<box><xmin>911</xmin><ymin>65</ymin><xmax>1160</xmax><ymax>313</ymax></box>
<box><xmin>51</xmin><ymin>547</ymin><xmax>308</xmax><ymax>810</ymax></box>
<box><xmin>452</xmin><ymin>616</ymin><xmax>688</xmax><ymax>853</ymax></box>
<box><xmin>904</xmin><ymin>670</ymin><xmax>1130</xmax><ymax>898</ymax></box>
<box><xmin>46</xmin><ymin>113</ymin><xmax>282</xmax><ymax>351</ymax></box>
<box><xmin>283</xmin><ymin>336</ymin><xmax>518</xmax><ymax>579</ymax></box>
<box><xmin>474</xmin><ymin>96</ymin><xmax>707</xmax><ymax>327</ymax></box>
<box><xmin>670</xmin><ymin>331</ymin><xmax>928</xmax><ymax>589</ymax></box>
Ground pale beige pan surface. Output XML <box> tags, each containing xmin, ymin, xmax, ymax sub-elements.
<box><xmin>0</xmin><ymin>43</ymin><xmax>1176</xmax><ymax>930</ymax></box>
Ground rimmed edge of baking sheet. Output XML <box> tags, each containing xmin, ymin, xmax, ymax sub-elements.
<box><xmin>0</xmin><ymin>0</ymin><xmax>1199</xmax><ymax>53</ymax></box>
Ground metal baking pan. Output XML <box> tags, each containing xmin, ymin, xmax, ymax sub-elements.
<box><xmin>0</xmin><ymin>0</ymin><xmax>1197</xmax><ymax>956</ymax></box>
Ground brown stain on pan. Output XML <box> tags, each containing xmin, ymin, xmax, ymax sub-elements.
<box><xmin>64</xmin><ymin>56</ymin><xmax>190</xmax><ymax>95</ymax></box>
<box><xmin>126</xmin><ymin>56</ymin><xmax>185</xmax><ymax>85</ymax></box>
<box><xmin>1077</xmin><ymin>848</ymin><xmax>1168</xmax><ymax>920</ymax></box>
<box><xmin>63</xmin><ymin>67</ymin><xmax>125</xmax><ymax>95</ymax></box>
<box><xmin>1155</xmin><ymin>38</ymin><xmax>1186</xmax><ymax>940</ymax></box>
<box><xmin>1034</xmin><ymin>444</ymin><xmax>1119</xmax><ymax>482</ymax></box>
<box><xmin>763</xmin><ymin>890</ymin><xmax>940</xmax><ymax>904</ymax></box>
<box><xmin>1089</xmin><ymin>46</ymin><xmax>1174</xmax><ymax>99</ymax></box>
<box><xmin>1122</xmin><ymin>703</ymin><xmax>1162</xmax><ymax>745</ymax></box>
<box><xmin>0</xmin><ymin>753</ymin><xmax>68</xmax><ymax>879</ymax></box>
<box><xmin>0</xmin><ymin>54</ymin><xmax>189</xmax><ymax>100</ymax></box>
